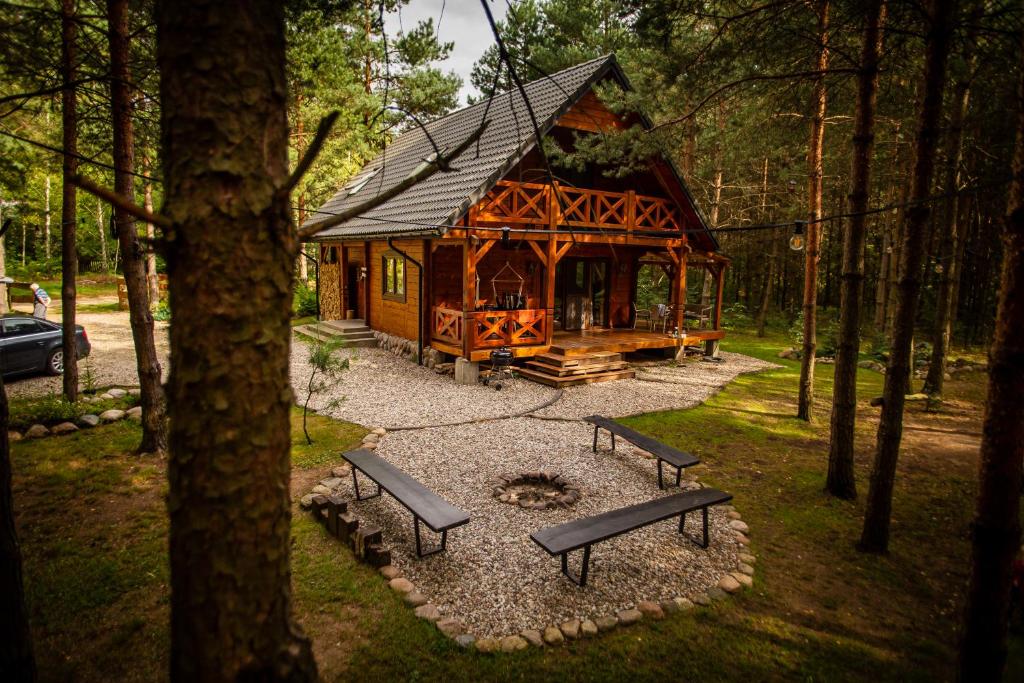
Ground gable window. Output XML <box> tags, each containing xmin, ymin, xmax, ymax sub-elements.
<box><xmin>382</xmin><ymin>251</ymin><xmax>406</xmax><ymax>302</ymax></box>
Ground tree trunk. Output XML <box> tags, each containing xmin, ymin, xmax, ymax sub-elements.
<box><xmin>957</xmin><ymin>53</ymin><xmax>1024</xmax><ymax>677</ymax></box>
<box><xmin>923</xmin><ymin>51</ymin><xmax>974</xmax><ymax>396</ymax></box>
<box><xmin>860</xmin><ymin>0</ymin><xmax>955</xmax><ymax>553</ymax></box>
<box><xmin>155</xmin><ymin>1</ymin><xmax>317</xmax><ymax>679</ymax></box>
<box><xmin>797</xmin><ymin>0</ymin><xmax>829</xmax><ymax>421</ymax></box>
<box><xmin>108</xmin><ymin>0</ymin><xmax>167</xmax><ymax>455</ymax></box>
<box><xmin>143</xmin><ymin>156</ymin><xmax>160</xmax><ymax>307</ymax></box>
<box><xmin>755</xmin><ymin>157</ymin><xmax>774</xmax><ymax>336</ymax></box>
<box><xmin>61</xmin><ymin>0</ymin><xmax>79</xmax><ymax>403</ymax></box>
<box><xmin>0</xmin><ymin>374</ymin><xmax>35</xmax><ymax>682</ymax></box>
<box><xmin>827</xmin><ymin>0</ymin><xmax>886</xmax><ymax>500</ymax></box>
<box><xmin>44</xmin><ymin>173</ymin><xmax>51</xmax><ymax>261</ymax></box>
<box><xmin>97</xmin><ymin>199</ymin><xmax>108</xmax><ymax>272</ymax></box>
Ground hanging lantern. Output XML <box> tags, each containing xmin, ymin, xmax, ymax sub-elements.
<box><xmin>500</xmin><ymin>226</ymin><xmax>512</xmax><ymax>249</ymax></box>
<box><xmin>789</xmin><ymin>221</ymin><xmax>806</xmax><ymax>251</ymax></box>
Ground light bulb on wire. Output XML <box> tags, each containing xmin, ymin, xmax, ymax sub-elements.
<box><xmin>789</xmin><ymin>221</ymin><xmax>806</xmax><ymax>251</ymax></box>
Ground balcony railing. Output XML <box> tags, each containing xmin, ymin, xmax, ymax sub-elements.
<box><xmin>474</xmin><ymin>180</ymin><xmax>681</xmax><ymax>233</ymax></box>
<box><xmin>432</xmin><ymin>306</ymin><xmax>547</xmax><ymax>351</ymax></box>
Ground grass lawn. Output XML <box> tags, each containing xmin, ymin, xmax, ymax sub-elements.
<box><xmin>11</xmin><ymin>329</ymin><xmax>1019</xmax><ymax>681</ymax></box>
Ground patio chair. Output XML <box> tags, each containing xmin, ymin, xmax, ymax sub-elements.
<box><xmin>632</xmin><ymin>303</ymin><xmax>652</xmax><ymax>330</ymax></box>
<box><xmin>650</xmin><ymin>304</ymin><xmax>671</xmax><ymax>333</ymax></box>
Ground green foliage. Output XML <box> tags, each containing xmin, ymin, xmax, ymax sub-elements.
<box><xmin>788</xmin><ymin>309</ymin><xmax>840</xmax><ymax>356</ymax></box>
<box><xmin>721</xmin><ymin>302</ymin><xmax>751</xmax><ymax>331</ymax></box>
<box><xmin>301</xmin><ymin>336</ymin><xmax>350</xmax><ymax>445</ymax></box>
<box><xmin>293</xmin><ymin>282</ymin><xmax>318</xmax><ymax>318</ymax></box>
<box><xmin>8</xmin><ymin>392</ymin><xmax>137</xmax><ymax>431</ymax></box>
<box><xmin>153</xmin><ymin>299</ymin><xmax>171</xmax><ymax>322</ymax></box>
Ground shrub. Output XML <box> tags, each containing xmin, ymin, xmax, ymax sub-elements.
<box><xmin>153</xmin><ymin>299</ymin><xmax>171</xmax><ymax>322</ymax></box>
<box><xmin>293</xmin><ymin>282</ymin><xmax>318</xmax><ymax>318</ymax></box>
<box><xmin>789</xmin><ymin>310</ymin><xmax>841</xmax><ymax>356</ymax></box>
<box><xmin>721</xmin><ymin>302</ymin><xmax>751</xmax><ymax>331</ymax></box>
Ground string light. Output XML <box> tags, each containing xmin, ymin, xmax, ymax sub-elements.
<box><xmin>789</xmin><ymin>221</ymin><xmax>806</xmax><ymax>251</ymax></box>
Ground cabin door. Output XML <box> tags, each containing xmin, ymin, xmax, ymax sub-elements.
<box><xmin>556</xmin><ymin>258</ymin><xmax>609</xmax><ymax>331</ymax></box>
<box><xmin>347</xmin><ymin>264</ymin><xmax>363</xmax><ymax>319</ymax></box>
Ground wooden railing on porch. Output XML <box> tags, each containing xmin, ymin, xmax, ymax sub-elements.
<box><xmin>432</xmin><ymin>306</ymin><xmax>547</xmax><ymax>351</ymax></box>
<box><xmin>474</xmin><ymin>180</ymin><xmax>681</xmax><ymax>233</ymax></box>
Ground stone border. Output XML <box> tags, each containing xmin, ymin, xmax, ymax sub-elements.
<box><xmin>492</xmin><ymin>471</ymin><xmax>581</xmax><ymax>510</ymax></box>
<box><xmin>304</xmin><ymin>428</ymin><xmax>758</xmax><ymax>653</ymax></box>
<box><xmin>9</xmin><ymin>387</ymin><xmax>142</xmax><ymax>442</ymax></box>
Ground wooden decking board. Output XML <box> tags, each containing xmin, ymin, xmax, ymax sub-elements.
<box><xmin>517</xmin><ymin>366</ymin><xmax>636</xmax><ymax>387</ymax></box>
<box><xmin>525</xmin><ymin>360</ymin><xmax>629</xmax><ymax>377</ymax></box>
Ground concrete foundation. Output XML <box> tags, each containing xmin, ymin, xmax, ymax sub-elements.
<box><xmin>455</xmin><ymin>358</ymin><xmax>480</xmax><ymax>385</ymax></box>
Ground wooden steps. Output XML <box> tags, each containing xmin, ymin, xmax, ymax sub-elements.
<box><xmin>518</xmin><ymin>350</ymin><xmax>635</xmax><ymax>387</ymax></box>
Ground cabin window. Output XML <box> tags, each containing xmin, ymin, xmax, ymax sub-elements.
<box><xmin>382</xmin><ymin>251</ymin><xmax>406</xmax><ymax>301</ymax></box>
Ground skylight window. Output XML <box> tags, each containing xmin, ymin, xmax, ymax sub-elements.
<box><xmin>344</xmin><ymin>167</ymin><xmax>381</xmax><ymax>196</ymax></box>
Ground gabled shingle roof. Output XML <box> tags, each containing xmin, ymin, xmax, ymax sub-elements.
<box><xmin>303</xmin><ymin>55</ymin><xmax>716</xmax><ymax>250</ymax></box>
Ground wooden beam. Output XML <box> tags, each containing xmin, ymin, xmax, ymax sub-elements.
<box><xmin>527</xmin><ymin>239</ymin><xmax>548</xmax><ymax>267</ymax></box>
<box><xmin>339</xmin><ymin>244</ymin><xmax>349</xmax><ymax>315</ymax></box>
<box><xmin>663</xmin><ymin>246</ymin><xmax>679</xmax><ymax>266</ymax></box>
<box><xmin>545</xmin><ymin>236</ymin><xmax>557</xmax><ymax>346</ymax></box>
<box><xmin>463</xmin><ymin>239</ymin><xmax>475</xmax><ymax>357</ymax></box>
<box><xmin>714</xmin><ymin>262</ymin><xmax>725</xmax><ymax>330</ymax></box>
<box><xmin>363</xmin><ymin>241</ymin><xmax>371</xmax><ymax>325</ymax></box>
<box><xmin>471</xmin><ymin>238</ymin><xmax>497</xmax><ymax>267</ymax></box>
<box><xmin>675</xmin><ymin>247</ymin><xmax>688</xmax><ymax>333</ymax></box>
<box><xmin>553</xmin><ymin>240</ymin><xmax>573</xmax><ymax>264</ymax></box>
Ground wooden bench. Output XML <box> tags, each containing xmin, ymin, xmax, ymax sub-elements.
<box><xmin>531</xmin><ymin>488</ymin><xmax>733</xmax><ymax>586</ymax></box>
<box><xmin>343</xmin><ymin>448</ymin><xmax>470</xmax><ymax>557</ymax></box>
<box><xmin>583</xmin><ymin>415</ymin><xmax>700</xmax><ymax>489</ymax></box>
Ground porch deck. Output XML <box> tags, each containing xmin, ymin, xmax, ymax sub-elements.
<box><xmin>550</xmin><ymin>328</ymin><xmax>725</xmax><ymax>357</ymax></box>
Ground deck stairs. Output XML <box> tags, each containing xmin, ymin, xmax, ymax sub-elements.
<box><xmin>293</xmin><ymin>319</ymin><xmax>377</xmax><ymax>348</ymax></box>
<box><xmin>516</xmin><ymin>349</ymin><xmax>635</xmax><ymax>387</ymax></box>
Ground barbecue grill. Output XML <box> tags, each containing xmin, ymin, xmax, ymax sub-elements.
<box><xmin>483</xmin><ymin>346</ymin><xmax>515</xmax><ymax>390</ymax></box>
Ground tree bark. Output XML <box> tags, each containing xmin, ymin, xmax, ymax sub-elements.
<box><xmin>97</xmin><ymin>199</ymin><xmax>108</xmax><ymax>272</ymax></box>
<box><xmin>797</xmin><ymin>0</ymin><xmax>829</xmax><ymax>421</ymax></box>
<box><xmin>61</xmin><ymin>0</ymin><xmax>79</xmax><ymax>403</ymax></box>
<box><xmin>860</xmin><ymin>0</ymin><xmax>955</xmax><ymax>553</ymax></box>
<box><xmin>0</xmin><ymin>374</ymin><xmax>35</xmax><ymax>682</ymax></box>
<box><xmin>956</xmin><ymin>44</ymin><xmax>1024</xmax><ymax>681</ymax></box>
<box><xmin>923</xmin><ymin>50</ymin><xmax>974</xmax><ymax>396</ymax></box>
<box><xmin>827</xmin><ymin>0</ymin><xmax>886</xmax><ymax>500</ymax></box>
<box><xmin>755</xmin><ymin>157</ymin><xmax>774</xmax><ymax>336</ymax></box>
<box><xmin>143</xmin><ymin>156</ymin><xmax>160</xmax><ymax>307</ymax></box>
<box><xmin>108</xmin><ymin>0</ymin><xmax>167</xmax><ymax>455</ymax></box>
<box><xmin>155</xmin><ymin>1</ymin><xmax>317</xmax><ymax>679</ymax></box>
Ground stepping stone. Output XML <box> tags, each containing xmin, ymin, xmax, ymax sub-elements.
<box><xmin>51</xmin><ymin>422</ymin><xmax>79</xmax><ymax>435</ymax></box>
<box><xmin>520</xmin><ymin>629</ymin><xmax>544</xmax><ymax>647</ymax></box>
<box><xmin>542</xmin><ymin>625</ymin><xmax>564</xmax><ymax>645</ymax></box>
<box><xmin>594</xmin><ymin>615</ymin><xmax>618</xmax><ymax>631</ymax></box>
<box><xmin>559</xmin><ymin>619</ymin><xmax>580</xmax><ymax>639</ymax></box>
<box><xmin>389</xmin><ymin>578</ymin><xmax>414</xmax><ymax>594</ymax></box>
<box><xmin>580</xmin><ymin>620</ymin><xmax>598</xmax><ymax>637</ymax></box>
<box><xmin>25</xmin><ymin>424</ymin><xmax>49</xmax><ymax>439</ymax></box>
<box><xmin>616</xmin><ymin>609</ymin><xmax>642</xmax><ymax>625</ymax></box>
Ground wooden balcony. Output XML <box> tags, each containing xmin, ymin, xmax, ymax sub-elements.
<box><xmin>473</xmin><ymin>180</ymin><xmax>681</xmax><ymax>233</ymax></box>
<box><xmin>432</xmin><ymin>306</ymin><xmax>548</xmax><ymax>354</ymax></box>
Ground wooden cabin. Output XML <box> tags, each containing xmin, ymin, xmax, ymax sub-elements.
<box><xmin>303</xmin><ymin>55</ymin><xmax>728</xmax><ymax>385</ymax></box>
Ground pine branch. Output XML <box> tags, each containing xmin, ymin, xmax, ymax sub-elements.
<box><xmin>69</xmin><ymin>174</ymin><xmax>172</xmax><ymax>229</ymax></box>
<box><xmin>283</xmin><ymin>110</ymin><xmax>340</xmax><ymax>194</ymax></box>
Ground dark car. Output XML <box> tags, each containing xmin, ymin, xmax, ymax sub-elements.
<box><xmin>0</xmin><ymin>314</ymin><xmax>90</xmax><ymax>377</ymax></box>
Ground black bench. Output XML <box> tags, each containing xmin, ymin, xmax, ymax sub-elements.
<box><xmin>343</xmin><ymin>448</ymin><xmax>470</xmax><ymax>557</ymax></box>
<box><xmin>583</xmin><ymin>415</ymin><xmax>700</xmax><ymax>489</ymax></box>
<box><xmin>530</xmin><ymin>488</ymin><xmax>733</xmax><ymax>586</ymax></box>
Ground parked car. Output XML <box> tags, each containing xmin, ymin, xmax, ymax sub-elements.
<box><xmin>0</xmin><ymin>314</ymin><xmax>90</xmax><ymax>377</ymax></box>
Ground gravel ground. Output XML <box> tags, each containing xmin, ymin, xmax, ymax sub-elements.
<box><xmin>356</xmin><ymin>418</ymin><xmax>743</xmax><ymax>638</ymax></box>
<box><xmin>5</xmin><ymin>300</ymin><xmax>170</xmax><ymax>399</ymax></box>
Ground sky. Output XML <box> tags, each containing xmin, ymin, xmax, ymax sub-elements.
<box><xmin>383</xmin><ymin>0</ymin><xmax>509</xmax><ymax>106</ymax></box>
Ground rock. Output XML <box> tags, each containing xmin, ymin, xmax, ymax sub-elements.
<box><xmin>727</xmin><ymin>510</ymin><xmax>742</xmax><ymax>520</ymax></box>
<box><xmin>319</xmin><ymin>477</ymin><xmax>343</xmax><ymax>489</ymax></box>
<box><xmin>737</xmin><ymin>562</ymin><xmax>755</xmax><ymax>576</ymax></box>
<box><xmin>520</xmin><ymin>629</ymin><xmax>544</xmax><ymax>647</ymax></box>
<box><xmin>580</xmin><ymin>620</ymin><xmax>598</xmax><ymax>637</ymax></box>
<box><xmin>616</xmin><ymin>608</ymin><xmax>642</xmax><ymax>625</ymax></box>
<box><xmin>673</xmin><ymin>597</ymin><xmax>695</xmax><ymax>611</ymax></box>
<box><xmin>78</xmin><ymin>414</ymin><xmax>100</xmax><ymax>428</ymax></box>
<box><xmin>99</xmin><ymin>409</ymin><xmax>125</xmax><ymax>422</ymax></box>
<box><xmin>722</xmin><ymin>573</ymin><xmax>748</xmax><ymax>594</ymax></box>
<box><xmin>738</xmin><ymin>553</ymin><xmax>756</xmax><ymax>565</ymax></box>
<box><xmin>728</xmin><ymin>519</ymin><xmax>750</xmax><ymax>534</ymax></box>
<box><xmin>127</xmin><ymin>388</ymin><xmax>141</xmax><ymax>396</ymax></box>
<box><xmin>500</xmin><ymin>635</ymin><xmax>528</xmax><ymax>652</ymax></box>
<box><xmin>693</xmin><ymin>593</ymin><xmax>712</xmax><ymax>606</ymax></box>
<box><xmin>734</xmin><ymin>532</ymin><xmax>750</xmax><ymax>545</ymax></box>
<box><xmin>25</xmin><ymin>424</ymin><xmax>49</xmax><ymax>439</ymax></box>
<box><xmin>108</xmin><ymin>388</ymin><xmax>127</xmax><ymax>398</ymax></box>
<box><xmin>542</xmin><ymin>625</ymin><xmax>564</xmax><ymax>645</ymax></box>
<box><xmin>299</xmin><ymin>494</ymin><xmax>314</xmax><ymax>510</ymax></box>
<box><xmin>414</xmin><ymin>604</ymin><xmax>441</xmax><ymax>622</ymax></box>
<box><xmin>362</xmin><ymin>433</ymin><xmax>380</xmax><ymax>444</ymax></box>
<box><xmin>403</xmin><ymin>591</ymin><xmax>428</xmax><ymax>607</ymax></box>
<box><xmin>559</xmin><ymin>619</ymin><xmax>580</xmax><ymax>639</ymax></box>
<box><xmin>594</xmin><ymin>615</ymin><xmax>618</xmax><ymax>631</ymax></box>
<box><xmin>455</xmin><ymin>634</ymin><xmax>476</xmax><ymax>649</ymax></box>
<box><xmin>732</xmin><ymin>572</ymin><xmax>753</xmax><ymax>588</ymax></box>
<box><xmin>475</xmin><ymin>637</ymin><xmax>499</xmax><ymax>653</ymax></box>
<box><xmin>637</xmin><ymin>601</ymin><xmax>664</xmax><ymax>620</ymax></box>
<box><xmin>373</xmin><ymin>427</ymin><xmax>386</xmax><ymax>436</ymax></box>
<box><xmin>661</xmin><ymin>600</ymin><xmax>679</xmax><ymax>614</ymax></box>
<box><xmin>388</xmin><ymin>577</ymin><xmax>414</xmax><ymax>594</ymax></box>
<box><xmin>435</xmin><ymin>618</ymin><xmax>464</xmax><ymax>638</ymax></box>
<box><xmin>99</xmin><ymin>392</ymin><xmax>114</xmax><ymax>400</ymax></box>
<box><xmin>708</xmin><ymin>587</ymin><xmax>729</xmax><ymax>600</ymax></box>
<box><xmin>311</xmin><ymin>484</ymin><xmax>332</xmax><ymax>496</ymax></box>
<box><xmin>8</xmin><ymin>431</ymin><xmax>22</xmax><ymax>442</ymax></box>
<box><xmin>330</xmin><ymin>465</ymin><xmax>351</xmax><ymax>478</ymax></box>
<box><xmin>379</xmin><ymin>565</ymin><xmax>401</xmax><ymax>580</ymax></box>
<box><xmin>126</xmin><ymin>406</ymin><xmax>143</xmax><ymax>420</ymax></box>
<box><xmin>51</xmin><ymin>422</ymin><xmax>79</xmax><ymax>435</ymax></box>
<box><xmin>362</xmin><ymin>441</ymin><xmax>378</xmax><ymax>451</ymax></box>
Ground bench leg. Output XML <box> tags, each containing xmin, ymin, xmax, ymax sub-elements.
<box><xmin>678</xmin><ymin>507</ymin><xmax>711</xmax><ymax>549</ymax></box>
<box><xmin>592</xmin><ymin>426</ymin><xmax>599</xmax><ymax>453</ymax></box>
<box><xmin>413</xmin><ymin>517</ymin><xmax>448</xmax><ymax>558</ymax></box>
<box><xmin>658</xmin><ymin>460</ymin><xmax>685</xmax><ymax>490</ymax></box>
<box><xmin>560</xmin><ymin>545</ymin><xmax>592</xmax><ymax>587</ymax></box>
<box><xmin>352</xmin><ymin>468</ymin><xmax>381</xmax><ymax>502</ymax></box>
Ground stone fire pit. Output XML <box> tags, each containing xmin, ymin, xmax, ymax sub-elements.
<box><xmin>493</xmin><ymin>471</ymin><xmax>581</xmax><ymax>510</ymax></box>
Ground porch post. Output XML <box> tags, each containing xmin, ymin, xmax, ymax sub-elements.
<box><xmin>676</xmin><ymin>248</ymin><xmax>688</xmax><ymax>332</ymax></box>
<box><xmin>545</xmin><ymin>236</ymin><xmax>557</xmax><ymax>346</ymax></box>
<box><xmin>714</xmin><ymin>262</ymin><xmax>726</xmax><ymax>329</ymax></box>
<box><xmin>463</xmin><ymin>238</ymin><xmax>477</xmax><ymax>357</ymax></box>
<box><xmin>339</xmin><ymin>244</ymin><xmax>349</xmax><ymax>317</ymax></box>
